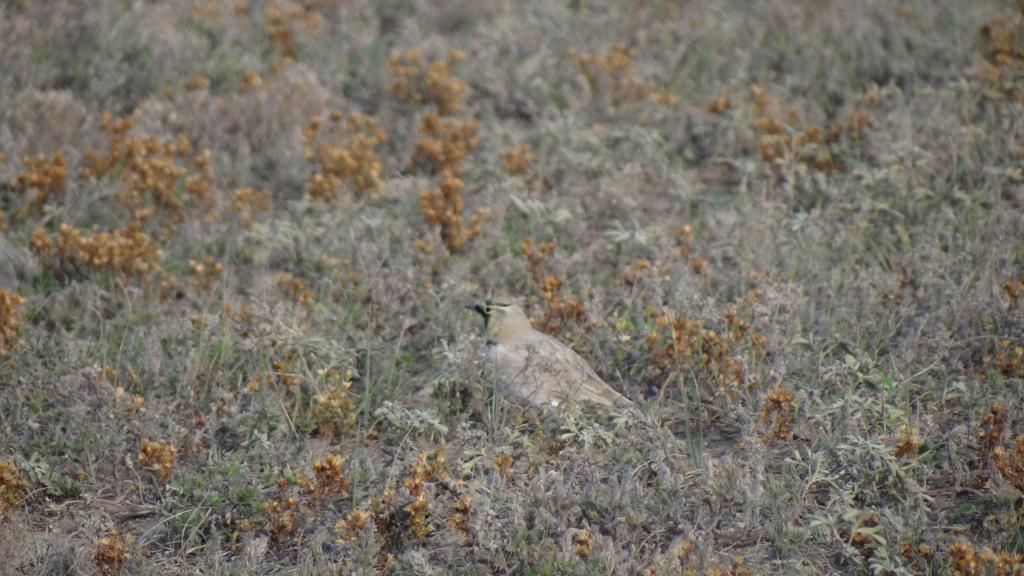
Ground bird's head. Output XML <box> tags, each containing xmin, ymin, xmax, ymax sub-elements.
<box><xmin>466</xmin><ymin>298</ymin><xmax>531</xmax><ymax>340</ymax></box>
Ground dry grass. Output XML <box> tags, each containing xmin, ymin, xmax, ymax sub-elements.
<box><xmin>1</xmin><ymin>0</ymin><xmax>1023</xmax><ymax>573</ymax></box>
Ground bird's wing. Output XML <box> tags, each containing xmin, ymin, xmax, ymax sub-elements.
<box><xmin>525</xmin><ymin>335</ymin><xmax>632</xmax><ymax>407</ymax></box>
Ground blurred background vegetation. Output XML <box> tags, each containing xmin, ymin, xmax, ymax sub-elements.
<box><xmin>0</xmin><ymin>0</ymin><xmax>1023</xmax><ymax>573</ymax></box>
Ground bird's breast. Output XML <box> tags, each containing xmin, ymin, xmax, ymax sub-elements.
<box><xmin>483</xmin><ymin>340</ymin><xmax>499</xmax><ymax>362</ymax></box>
<box><xmin>483</xmin><ymin>341</ymin><xmax>526</xmax><ymax>374</ymax></box>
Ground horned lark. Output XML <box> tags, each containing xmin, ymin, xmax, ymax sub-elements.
<box><xmin>466</xmin><ymin>298</ymin><xmax>632</xmax><ymax>411</ymax></box>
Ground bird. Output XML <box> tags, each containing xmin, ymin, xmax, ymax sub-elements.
<box><xmin>465</xmin><ymin>299</ymin><xmax>710</xmax><ymax>480</ymax></box>
<box><xmin>466</xmin><ymin>298</ymin><xmax>633</xmax><ymax>411</ymax></box>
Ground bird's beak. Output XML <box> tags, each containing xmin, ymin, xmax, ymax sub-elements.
<box><xmin>466</xmin><ymin>303</ymin><xmax>487</xmax><ymax>317</ymax></box>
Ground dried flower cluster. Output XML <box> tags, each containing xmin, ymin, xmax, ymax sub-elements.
<box><xmin>979</xmin><ymin>404</ymin><xmax>1008</xmax><ymax>467</ymax></box>
<box><xmin>572</xmin><ymin>530</ymin><xmax>593</xmax><ymax>560</ymax></box>
<box><xmin>189</xmin><ymin>1</ymin><xmax>223</xmax><ymax>22</ymax></box>
<box><xmin>648</xmin><ymin>311</ymin><xmax>754</xmax><ymax>399</ymax></box>
<box><xmin>241</xmin><ymin>70</ymin><xmax>263</xmax><ymax>91</ymax></box>
<box><xmin>502</xmin><ymin>143</ymin><xmax>536</xmax><ymax>177</ymax></box>
<box><xmin>677</xmin><ymin>225</ymin><xmax>710</xmax><ymax>275</ymax></box>
<box><xmin>403</xmin><ymin>491</ymin><xmax>431</xmax><ymax>544</ymax></box>
<box><xmin>84</xmin><ymin>114</ymin><xmax>207</xmax><ymax>235</ymax></box>
<box><xmin>893</xmin><ymin>426</ymin><xmax>923</xmax><ymax>459</ymax></box>
<box><xmin>0</xmin><ymin>460</ymin><xmax>27</xmax><ymax>519</ymax></box>
<box><xmin>334</xmin><ymin>448</ymin><xmax>449</xmax><ymax>559</ymax></box>
<box><xmin>183</xmin><ymin>74</ymin><xmax>210</xmax><ymax>92</ymax></box>
<box><xmin>138</xmin><ymin>439</ymin><xmax>178</xmax><ymax>483</ymax></box>
<box><xmin>336</xmin><ymin>506</ymin><xmax>372</xmax><ymax>541</ymax></box>
<box><xmin>412</xmin><ymin>115</ymin><xmax>480</xmax><ymax>175</ymax></box>
<box><xmin>188</xmin><ymin>256</ymin><xmax>223</xmax><ymax>291</ymax></box>
<box><xmin>420</xmin><ymin>169</ymin><xmax>489</xmax><ymax>253</ymax></box>
<box><xmin>222</xmin><ymin>302</ymin><xmax>255</xmax><ymax>333</ymax></box>
<box><xmin>389</xmin><ymin>50</ymin><xmax>468</xmax><ymax>115</ymax></box>
<box><xmin>0</xmin><ymin>290</ymin><xmax>26</xmax><ymax>359</ymax></box>
<box><xmin>185</xmin><ymin>148</ymin><xmax>216</xmax><ymax>216</ymax></box>
<box><xmin>848</xmin><ymin>512</ymin><xmax>882</xmax><ymax>561</ymax></box>
<box><xmin>298</xmin><ymin>453</ymin><xmax>351</xmax><ymax>506</ymax></box>
<box><xmin>993</xmin><ymin>436</ymin><xmax>1024</xmax><ymax>491</ymax></box>
<box><xmin>991</xmin><ymin>340</ymin><xmax>1024</xmax><ymax>379</ymax></box>
<box><xmin>947</xmin><ymin>539</ymin><xmax>1023</xmax><ymax>576</ymax></box>
<box><xmin>387</xmin><ymin>47</ymin><xmax>486</xmax><ymax>254</ymax></box>
<box><xmin>761</xmin><ymin>387</ymin><xmax>795</xmax><ymax>443</ymax></box>
<box><xmin>311</xmin><ymin>369</ymin><xmax>357</xmax><ymax>437</ymax></box>
<box><xmin>493</xmin><ymin>453</ymin><xmax>515</xmax><ymax>480</ymax></box>
<box><xmin>414</xmin><ymin>115</ymin><xmax>487</xmax><ymax>253</ymax></box>
<box><xmin>264</xmin><ymin>1</ymin><xmax>323</xmax><ymax>59</ymax></box>
<box><xmin>978</xmin><ymin>11</ymin><xmax>1024</xmax><ymax>102</ymax></box>
<box><xmin>570</xmin><ymin>43</ymin><xmax>678</xmax><ymax>106</ymax></box>
<box><xmin>669</xmin><ymin>537</ymin><xmax>752</xmax><ymax>576</ymax></box>
<box><xmin>230</xmin><ymin>187</ymin><xmax>271</xmax><ymax>226</ymax></box>
<box><xmin>31</xmin><ymin>223</ymin><xmax>162</xmax><ymax>280</ymax></box>
<box><xmin>354</xmin><ymin>450</ymin><xmax>448</xmax><ymax>547</ymax></box>
<box><xmin>270</xmin><ymin>348</ymin><xmax>301</xmax><ymax>390</ymax></box>
<box><xmin>902</xmin><ymin>541</ymin><xmax>936</xmax><ymax>572</ymax></box>
<box><xmin>403</xmin><ymin>449</ymin><xmax>447</xmax><ymax>544</ymax></box>
<box><xmin>712</xmin><ymin>83</ymin><xmax>877</xmax><ymax>172</ymax></box>
<box><xmin>94</xmin><ymin>529</ymin><xmax>133</xmax><ymax>576</ymax></box>
<box><xmin>619</xmin><ymin>259</ymin><xmax>668</xmax><ymax>287</ymax></box>
<box><xmin>262</xmin><ymin>488</ymin><xmax>300</xmax><ymax>542</ymax></box>
<box><xmin>448</xmin><ymin>495</ymin><xmax>473</xmax><ymax>543</ymax></box>
<box><xmin>305</xmin><ymin>111</ymin><xmax>387</xmax><ymax>201</ymax></box>
<box><xmin>8</xmin><ymin>153</ymin><xmax>67</xmax><ymax>220</ymax></box>
<box><xmin>502</xmin><ymin>142</ymin><xmax>540</xmax><ymax>188</ymax></box>
<box><xmin>1003</xmin><ymin>275</ymin><xmax>1023</xmax><ymax>310</ymax></box>
<box><xmin>675</xmin><ymin>537</ymin><xmax>696</xmax><ymax>571</ymax></box>
<box><xmin>277</xmin><ymin>272</ymin><xmax>314</xmax><ymax>309</ymax></box>
<box><xmin>521</xmin><ymin>236</ymin><xmax>587</xmax><ymax>334</ymax></box>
